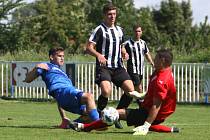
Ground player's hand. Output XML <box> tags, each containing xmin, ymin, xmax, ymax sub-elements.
<box><xmin>59</xmin><ymin>117</ymin><xmax>70</xmax><ymax>129</ymax></box>
<box><xmin>133</xmin><ymin>121</ymin><xmax>151</xmax><ymax>135</ymax></box>
<box><xmin>122</xmin><ymin>52</ymin><xmax>129</xmax><ymax>60</ymax></box>
<box><xmin>97</xmin><ymin>54</ymin><xmax>107</xmax><ymax>66</ymax></box>
<box><xmin>36</xmin><ymin>63</ymin><xmax>49</xmax><ymax>70</ymax></box>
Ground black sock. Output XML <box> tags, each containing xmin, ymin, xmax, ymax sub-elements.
<box><xmin>97</xmin><ymin>95</ymin><xmax>108</xmax><ymax>114</ymax></box>
<box><xmin>117</xmin><ymin>93</ymin><xmax>133</xmax><ymax>109</ymax></box>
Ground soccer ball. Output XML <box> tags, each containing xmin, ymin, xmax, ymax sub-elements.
<box><xmin>101</xmin><ymin>107</ymin><xmax>119</xmax><ymax>125</ymax></box>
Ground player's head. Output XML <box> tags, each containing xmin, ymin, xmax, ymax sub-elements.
<box><xmin>49</xmin><ymin>46</ymin><xmax>65</xmax><ymax>66</ymax></box>
<box><xmin>154</xmin><ymin>49</ymin><xmax>173</xmax><ymax>70</ymax></box>
<box><xmin>133</xmin><ymin>24</ymin><xmax>142</xmax><ymax>40</ymax></box>
<box><xmin>103</xmin><ymin>3</ymin><xmax>117</xmax><ymax>27</ymax></box>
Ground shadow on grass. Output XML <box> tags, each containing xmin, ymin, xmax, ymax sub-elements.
<box><xmin>88</xmin><ymin>129</ymin><xmax>133</xmax><ymax>135</ymax></box>
<box><xmin>101</xmin><ymin>131</ymin><xmax>132</xmax><ymax>134</ymax></box>
<box><xmin>0</xmin><ymin>125</ymin><xmax>63</xmax><ymax>129</ymax></box>
<box><xmin>0</xmin><ymin>125</ymin><xmax>133</xmax><ymax>135</ymax></box>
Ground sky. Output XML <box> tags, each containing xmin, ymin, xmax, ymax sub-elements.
<box><xmin>133</xmin><ymin>0</ymin><xmax>210</xmax><ymax>25</ymax></box>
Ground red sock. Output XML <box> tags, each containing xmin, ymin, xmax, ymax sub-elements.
<box><xmin>149</xmin><ymin>124</ymin><xmax>172</xmax><ymax>133</ymax></box>
<box><xmin>83</xmin><ymin>119</ymin><xmax>108</xmax><ymax>132</ymax></box>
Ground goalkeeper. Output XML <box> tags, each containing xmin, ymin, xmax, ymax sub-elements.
<box><xmin>73</xmin><ymin>49</ymin><xmax>179</xmax><ymax>135</ymax></box>
<box><xmin>120</xmin><ymin>49</ymin><xmax>178</xmax><ymax>135</ymax></box>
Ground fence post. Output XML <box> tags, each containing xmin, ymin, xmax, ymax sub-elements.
<box><xmin>10</xmin><ymin>62</ymin><xmax>14</xmax><ymax>97</ymax></box>
<box><xmin>203</xmin><ymin>63</ymin><xmax>210</xmax><ymax>103</ymax></box>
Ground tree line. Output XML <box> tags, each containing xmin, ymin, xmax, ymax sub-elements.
<box><xmin>0</xmin><ymin>0</ymin><xmax>210</xmax><ymax>62</ymax></box>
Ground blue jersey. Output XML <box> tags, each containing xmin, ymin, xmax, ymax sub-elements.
<box><xmin>36</xmin><ymin>62</ymin><xmax>73</xmax><ymax>93</ymax></box>
<box><xmin>35</xmin><ymin>63</ymin><xmax>99</xmax><ymax>119</ymax></box>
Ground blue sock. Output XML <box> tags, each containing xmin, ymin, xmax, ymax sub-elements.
<box><xmin>89</xmin><ymin>109</ymin><xmax>99</xmax><ymax>121</ymax></box>
<box><xmin>80</xmin><ymin>105</ymin><xmax>86</xmax><ymax>112</ymax></box>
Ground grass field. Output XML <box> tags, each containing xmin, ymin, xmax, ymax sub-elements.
<box><xmin>0</xmin><ymin>99</ymin><xmax>210</xmax><ymax>140</ymax></box>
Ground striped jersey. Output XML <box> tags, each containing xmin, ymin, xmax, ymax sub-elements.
<box><xmin>124</xmin><ymin>38</ymin><xmax>149</xmax><ymax>75</ymax></box>
<box><xmin>89</xmin><ymin>23</ymin><xmax>124</xmax><ymax>68</ymax></box>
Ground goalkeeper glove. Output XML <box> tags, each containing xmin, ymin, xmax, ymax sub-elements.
<box><xmin>128</xmin><ymin>91</ymin><xmax>146</xmax><ymax>99</ymax></box>
<box><xmin>133</xmin><ymin>121</ymin><xmax>151</xmax><ymax>135</ymax></box>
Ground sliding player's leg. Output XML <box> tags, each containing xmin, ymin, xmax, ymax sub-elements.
<box><xmin>80</xmin><ymin>92</ymin><xmax>99</xmax><ymax>121</ymax></box>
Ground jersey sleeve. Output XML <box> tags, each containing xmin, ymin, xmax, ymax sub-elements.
<box><xmin>36</xmin><ymin>63</ymin><xmax>47</xmax><ymax>76</ymax></box>
<box><xmin>36</xmin><ymin>67</ymin><xmax>44</xmax><ymax>76</ymax></box>
<box><xmin>121</xmin><ymin>33</ymin><xmax>125</xmax><ymax>44</ymax></box>
<box><xmin>124</xmin><ymin>41</ymin><xmax>130</xmax><ymax>54</ymax></box>
<box><xmin>144</xmin><ymin>42</ymin><xmax>149</xmax><ymax>54</ymax></box>
<box><xmin>115</xmin><ymin>25</ymin><xmax>125</xmax><ymax>45</ymax></box>
<box><xmin>89</xmin><ymin>26</ymin><xmax>102</xmax><ymax>44</ymax></box>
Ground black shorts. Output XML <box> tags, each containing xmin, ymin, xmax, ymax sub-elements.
<box><xmin>126</xmin><ymin>108</ymin><xmax>148</xmax><ymax>126</ymax></box>
<box><xmin>126</xmin><ymin>108</ymin><xmax>165</xmax><ymax>126</ymax></box>
<box><xmin>95</xmin><ymin>66</ymin><xmax>131</xmax><ymax>87</ymax></box>
<box><xmin>128</xmin><ymin>73</ymin><xmax>143</xmax><ymax>86</ymax></box>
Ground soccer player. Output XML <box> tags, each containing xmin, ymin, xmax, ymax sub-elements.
<box><xmin>73</xmin><ymin>49</ymin><xmax>179</xmax><ymax>135</ymax></box>
<box><xmin>117</xmin><ymin>24</ymin><xmax>154</xmax><ymax>113</ymax></box>
<box><xmin>124</xmin><ymin>24</ymin><xmax>154</xmax><ymax>94</ymax></box>
<box><xmin>24</xmin><ymin>46</ymin><xmax>99</xmax><ymax>128</ymax></box>
<box><xmin>85</xmin><ymin>2</ymin><xmax>143</xmax><ymax>129</ymax></box>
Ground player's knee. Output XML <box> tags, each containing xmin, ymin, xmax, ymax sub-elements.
<box><xmin>100</xmin><ymin>82</ymin><xmax>112</xmax><ymax>97</ymax></box>
<box><xmin>83</xmin><ymin>92</ymin><xmax>94</xmax><ymax>101</ymax></box>
<box><xmin>101</xmin><ymin>88</ymin><xmax>112</xmax><ymax>97</ymax></box>
<box><xmin>122</xmin><ymin>80</ymin><xmax>135</xmax><ymax>92</ymax></box>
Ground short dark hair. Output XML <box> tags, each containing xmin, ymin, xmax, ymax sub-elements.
<box><xmin>48</xmin><ymin>47</ymin><xmax>64</xmax><ymax>57</ymax></box>
<box><xmin>103</xmin><ymin>3</ymin><xmax>117</xmax><ymax>14</ymax></box>
<box><xmin>156</xmin><ymin>49</ymin><xmax>173</xmax><ymax>66</ymax></box>
<box><xmin>133</xmin><ymin>24</ymin><xmax>141</xmax><ymax>31</ymax></box>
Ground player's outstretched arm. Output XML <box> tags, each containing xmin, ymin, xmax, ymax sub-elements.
<box><xmin>23</xmin><ymin>67</ymin><xmax>39</xmax><ymax>83</ymax></box>
<box><xmin>57</xmin><ymin>104</ymin><xmax>71</xmax><ymax>129</ymax></box>
<box><xmin>24</xmin><ymin>63</ymin><xmax>48</xmax><ymax>83</ymax></box>
<box><xmin>57</xmin><ymin>104</ymin><xmax>68</xmax><ymax>120</ymax></box>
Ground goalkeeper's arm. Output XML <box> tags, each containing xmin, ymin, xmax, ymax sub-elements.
<box><xmin>146</xmin><ymin>97</ymin><xmax>162</xmax><ymax>124</ymax></box>
<box><xmin>133</xmin><ymin>97</ymin><xmax>162</xmax><ymax>135</ymax></box>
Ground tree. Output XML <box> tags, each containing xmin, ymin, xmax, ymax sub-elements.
<box><xmin>57</xmin><ymin>0</ymin><xmax>91</xmax><ymax>54</ymax></box>
<box><xmin>135</xmin><ymin>7</ymin><xmax>160</xmax><ymax>51</ymax></box>
<box><xmin>11</xmin><ymin>0</ymin><xmax>90</xmax><ymax>54</ymax></box>
<box><xmin>153</xmin><ymin>0</ymin><xmax>193</xmax><ymax>52</ymax></box>
<box><xmin>85</xmin><ymin>0</ymin><xmax>106</xmax><ymax>29</ymax></box>
<box><xmin>0</xmin><ymin>0</ymin><xmax>23</xmax><ymax>53</ymax></box>
<box><xmin>113</xmin><ymin>0</ymin><xmax>136</xmax><ymax>37</ymax></box>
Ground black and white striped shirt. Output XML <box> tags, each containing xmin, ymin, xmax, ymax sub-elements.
<box><xmin>124</xmin><ymin>38</ymin><xmax>149</xmax><ymax>75</ymax></box>
<box><xmin>89</xmin><ymin>23</ymin><xmax>124</xmax><ymax>68</ymax></box>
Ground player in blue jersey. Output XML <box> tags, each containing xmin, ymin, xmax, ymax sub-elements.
<box><xmin>24</xmin><ymin>47</ymin><xmax>99</xmax><ymax>129</ymax></box>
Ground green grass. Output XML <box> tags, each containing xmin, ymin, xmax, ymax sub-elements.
<box><xmin>0</xmin><ymin>99</ymin><xmax>210</xmax><ymax>140</ymax></box>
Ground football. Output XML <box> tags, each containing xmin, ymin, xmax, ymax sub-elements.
<box><xmin>101</xmin><ymin>107</ymin><xmax>119</xmax><ymax>125</ymax></box>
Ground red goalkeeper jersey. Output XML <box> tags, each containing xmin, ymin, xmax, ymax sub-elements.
<box><xmin>142</xmin><ymin>67</ymin><xmax>176</xmax><ymax>121</ymax></box>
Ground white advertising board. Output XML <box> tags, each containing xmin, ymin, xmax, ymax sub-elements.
<box><xmin>12</xmin><ymin>62</ymin><xmax>66</xmax><ymax>87</ymax></box>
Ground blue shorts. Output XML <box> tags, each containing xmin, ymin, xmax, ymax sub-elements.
<box><xmin>53</xmin><ymin>87</ymin><xmax>85</xmax><ymax>115</ymax></box>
